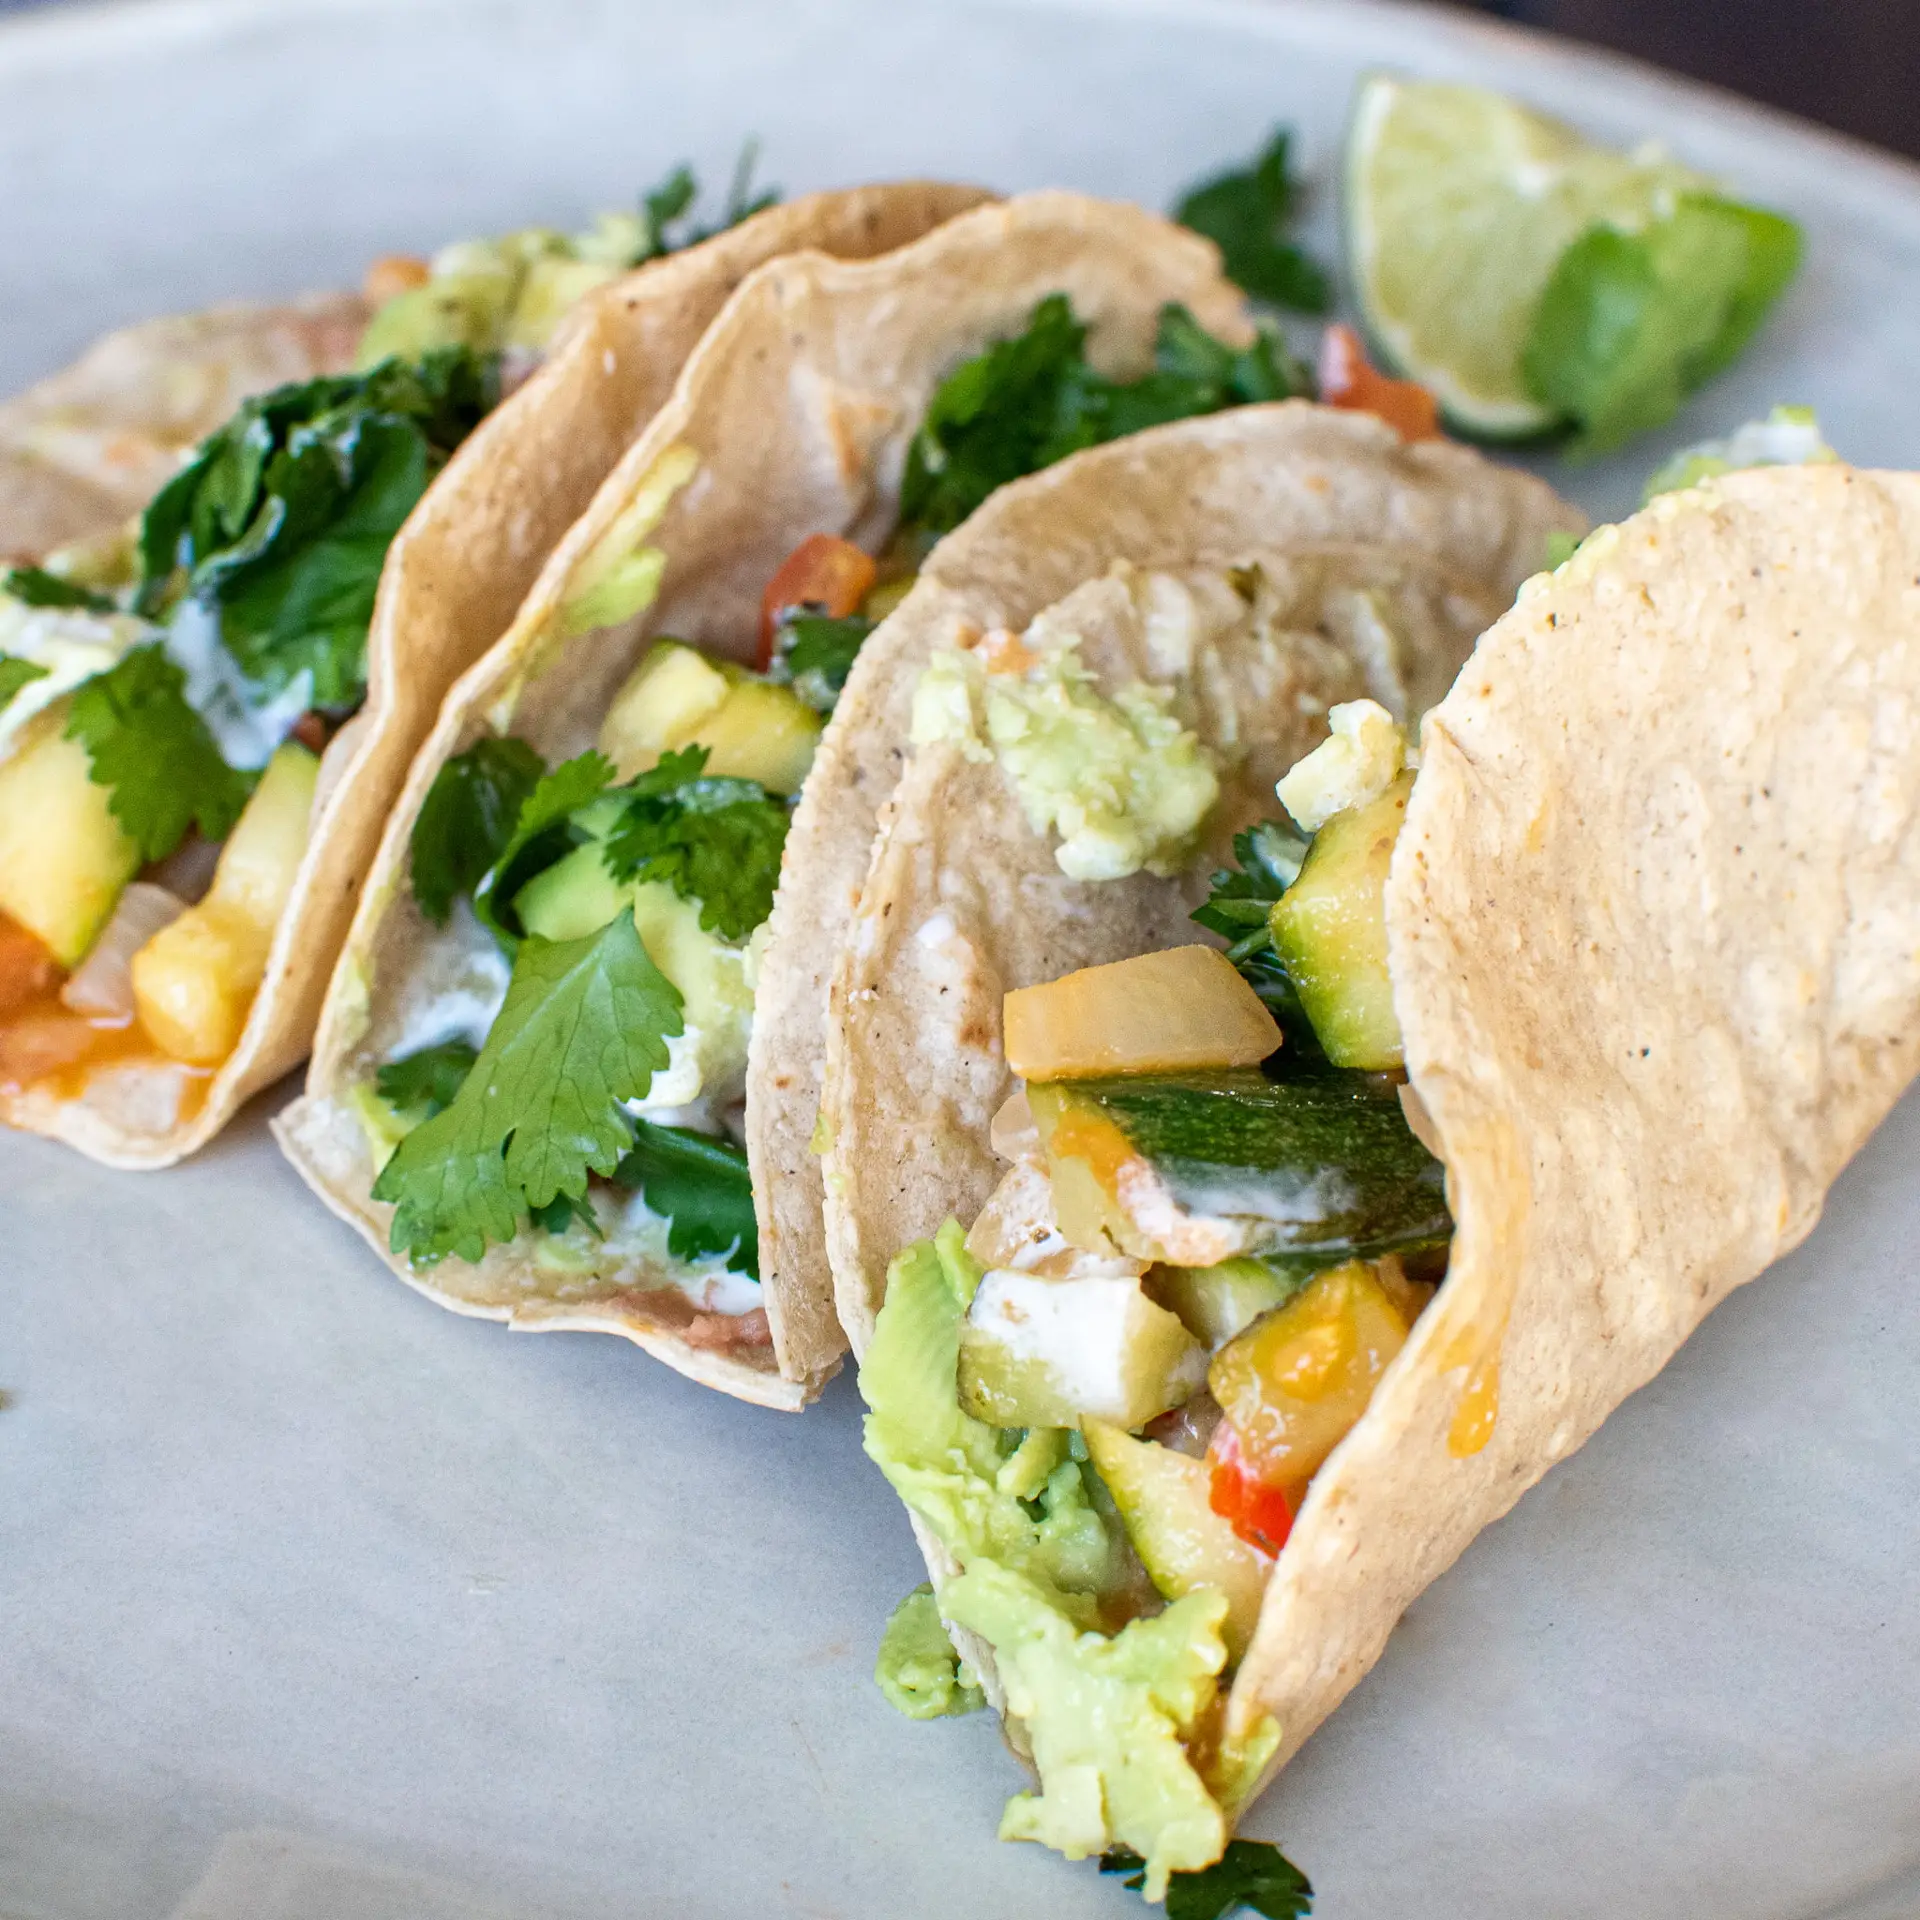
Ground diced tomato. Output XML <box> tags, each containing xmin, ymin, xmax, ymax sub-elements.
<box><xmin>0</xmin><ymin>1005</ymin><xmax>103</xmax><ymax>1092</ymax></box>
<box><xmin>1317</xmin><ymin>324</ymin><xmax>1442</xmax><ymax>444</ymax></box>
<box><xmin>1206</xmin><ymin>1418</ymin><xmax>1295</xmax><ymax>1556</ymax></box>
<box><xmin>0</xmin><ymin>913</ymin><xmax>63</xmax><ymax>1020</ymax></box>
<box><xmin>363</xmin><ymin>254</ymin><xmax>431</xmax><ymax>304</ymax></box>
<box><xmin>757</xmin><ymin>533</ymin><xmax>877</xmax><ymax>669</ymax></box>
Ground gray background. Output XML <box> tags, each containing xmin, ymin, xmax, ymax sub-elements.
<box><xmin>3</xmin><ymin>3</ymin><xmax>1919</xmax><ymax>1918</ymax></box>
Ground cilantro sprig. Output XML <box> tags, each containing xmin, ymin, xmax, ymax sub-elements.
<box><xmin>63</xmin><ymin>644</ymin><xmax>255</xmax><ymax>861</ymax></box>
<box><xmin>636</xmin><ymin>141</ymin><xmax>779</xmax><ymax>262</ymax></box>
<box><xmin>900</xmin><ymin>297</ymin><xmax>1296</xmax><ymax>538</ymax></box>
<box><xmin>4</xmin><ymin>566</ymin><xmax>113</xmax><ymax>612</ymax></box>
<box><xmin>615</xmin><ymin>1114</ymin><xmax>759</xmax><ymax>1275</ymax></box>
<box><xmin>374</xmin><ymin>1038</ymin><xmax>478</xmax><ymax>1122</ymax></box>
<box><xmin>1174</xmin><ymin>128</ymin><xmax>1331</xmax><ymax>314</ymax></box>
<box><xmin>1522</xmin><ymin>194</ymin><xmax>1803</xmax><ymax>455</ymax></box>
<box><xmin>471</xmin><ymin>749</ymin><xmax>617</xmax><ymax>947</ymax></box>
<box><xmin>410</xmin><ymin>735</ymin><xmax>547</xmax><ymax>925</ymax></box>
<box><xmin>371</xmin><ymin>909</ymin><xmax>685</xmax><ymax>1265</ymax></box>
<box><xmin>136</xmin><ymin>346</ymin><xmax>497</xmax><ymax>709</ymax></box>
<box><xmin>1191</xmin><ymin>819</ymin><xmax>1318</xmax><ymax>1057</ymax></box>
<box><xmin>601</xmin><ymin>745</ymin><xmax>790</xmax><ymax>941</ymax></box>
<box><xmin>1102</xmin><ymin>1840</ymin><xmax>1313</xmax><ymax>1919</ymax></box>
<box><xmin>0</xmin><ymin>656</ymin><xmax>49</xmax><ymax>715</ymax></box>
<box><xmin>768</xmin><ymin>611</ymin><xmax>872</xmax><ymax>713</ymax></box>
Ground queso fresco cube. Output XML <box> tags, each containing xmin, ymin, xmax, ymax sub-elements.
<box><xmin>957</xmin><ymin>1267</ymin><xmax>1206</xmax><ymax>1430</ymax></box>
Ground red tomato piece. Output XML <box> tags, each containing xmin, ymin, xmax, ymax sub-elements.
<box><xmin>1317</xmin><ymin>324</ymin><xmax>1442</xmax><ymax>444</ymax></box>
<box><xmin>757</xmin><ymin>533</ymin><xmax>877</xmax><ymax>669</ymax></box>
<box><xmin>1206</xmin><ymin>1418</ymin><xmax>1296</xmax><ymax>1557</ymax></box>
<box><xmin>0</xmin><ymin>912</ymin><xmax>62</xmax><ymax>1020</ymax></box>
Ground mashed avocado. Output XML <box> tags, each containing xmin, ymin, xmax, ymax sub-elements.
<box><xmin>1642</xmin><ymin>404</ymin><xmax>1836</xmax><ymax>504</ymax></box>
<box><xmin>911</xmin><ymin>641</ymin><xmax>1218</xmax><ymax>882</ymax></box>
<box><xmin>356</xmin><ymin>212</ymin><xmax>654</xmax><ymax>369</ymax></box>
<box><xmin>860</xmin><ymin>1221</ymin><xmax>1272</xmax><ymax>1899</ymax></box>
<box><xmin>875</xmin><ymin>1584</ymin><xmax>986</xmax><ymax>1720</ymax></box>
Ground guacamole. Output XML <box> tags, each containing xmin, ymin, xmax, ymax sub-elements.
<box><xmin>910</xmin><ymin>640</ymin><xmax>1218</xmax><ymax>882</ymax></box>
<box><xmin>860</xmin><ymin>1221</ymin><xmax>1278</xmax><ymax>1900</ymax></box>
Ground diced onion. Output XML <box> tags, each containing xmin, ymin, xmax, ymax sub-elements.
<box><xmin>989</xmin><ymin>1087</ymin><xmax>1041</xmax><ymax>1163</ymax></box>
<box><xmin>61</xmin><ymin>882</ymin><xmax>186</xmax><ymax>1020</ymax></box>
<box><xmin>1003</xmin><ymin>945</ymin><xmax>1281</xmax><ymax>1083</ymax></box>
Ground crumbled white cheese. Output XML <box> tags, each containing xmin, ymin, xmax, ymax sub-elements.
<box><xmin>1276</xmin><ymin>698</ymin><xmax>1406</xmax><ymax>832</ymax></box>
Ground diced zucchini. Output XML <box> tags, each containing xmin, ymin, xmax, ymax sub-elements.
<box><xmin>687</xmin><ymin>678</ymin><xmax>821</xmax><ymax>794</ymax></box>
<box><xmin>131</xmin><ymin>743</ymin><xmax>318</xmax><ymax>1065</ymax></box>
<box><xmin>595</xmin><ymin>640</ymin><xmax>823</xmax><ymax>794</ymax></box>
<box><xmin>1149</xmin><ymin>1258</ymin><xmax>1308</xmax><ymax>1350</ymax></box>
<box><xmin>956</xmin><ymin>1268</ymin><xmax>1207</xmax><ymax>1431</ymax></box>
<box><xmin>1268</xmin><ymin>770</ymin><xmax>1412</xmax><ymax>1070</ymax></box>
<box><xmin>514</xmin><ymin>841</ymin><xmax>625</xmax><ymax>943</ymax></box>
<box><xmin>1029</xmin><ymin>1065</ymin><xmax>1450</xmax><ymax>1268</ymax></box>
<box><xmin>597</xmin><ymin>641</ymin><xmax>732</xmax><ymax>778</ymax></box>
<box><xmin>1207</xmin><ymin>1260</ymin><xmax>1413</xmax><ymax>1492</ymax></box>
<box><xmin>1082</xmin><ymin>1420</ymin><xmax>1268</xmax><ymax>1660</ymax></box>
<box><xmin>0</xmin><ymin>703</ymin><xmax>141</xmax><ymax>967</ymax></box>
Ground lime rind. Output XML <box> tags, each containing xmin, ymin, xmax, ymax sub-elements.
<box><xmin>1344</xmin><ymin>74</ymin><xmax>1709</xmax><ymax>438</ymax></box>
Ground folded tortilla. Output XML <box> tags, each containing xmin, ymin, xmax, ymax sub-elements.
<box><xmin>822</xmin><ymin>403</ymin><xmax>1583</xmax><ymax>1345</ymax></box>
<box><xmin>275</xmin><ymin>191</ymin><xmax>1264</xmax><ymax>1407</ymax></box>
<box><xmin>837</xmin><ymin>459</ymin><xmax>1920</xmax><ymax>1844</ymax></box>
<box><xmin>7</xmin><ymin>183</ymin><xmax>984</xmax><ymax>1167</ymax></box>
<box><xmin>0</xmin><ymin>296</ymin><xmax>371</xmax><ymax>563</ymax></box>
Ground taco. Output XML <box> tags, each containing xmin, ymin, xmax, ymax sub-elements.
<box><xmin>841</xmin><ymin>460</ymin><xmax>1920</xmax><ymax>1895</ymax></box>
<box><xmin>0</xmin><ymin>180</ymin><xmax>982</xmax><ymax>1167</ymax></box>
<box><xmin>274</xmin><ymin>191</ymin><xmax>1320</xmax><ymax>1408</ymax></box>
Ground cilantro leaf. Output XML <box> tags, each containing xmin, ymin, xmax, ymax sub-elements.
<box><xmin>409</xmin><ymin>735</ymin><xmax>547</xmax><ymax>925</ymax></box>
<box><xmin>63</xmin><ymin>643</ymin><xmax>255</xmax><ymax>861</ymax></box>
<box><xmin>4</xmin><ymin>566</ymin><xmax>113</xmax><ymax>612</ymax></box>
<box><xmin>1174</xmin><ymin>128</ymin><xmax>1331</xmax><ymax>314</ymax></box>
<box><xmin>530</xmin><ymin>1188</ymin><xmax>601</xmax><ymax>1238</ymax></box>
<box><xmin>1191</xmin><ymin>819</ymin><xmax>1318</xmax><ymax>1058</ymax></box>
<box><xmin>635</xmin><ymin>142</ymin><xmax>779</xmax><ymax>263</ymax></box>
<box><xmin>1522</xmin><ymin>194</ymin><xmax>1804</xmax><ymax>455</ymax></box>
<box><xmin>640</xmin><ymin>163</ymin><xmax>699</xmax><ymax>253</ymax></box>
<box><xmin>1102</xmin><ymin>1840</ymin><xmax>1313</xmax><ymax>1919</ymax></box>
<box><xmin>137</xmin><ymin>347</ymin><xmax>497</xmax><ymax>707</ymax></box>
<box><xmin>371</xmin><ymin>908</ymin><xmax>684</xmax><ymax>1265</ymax></box>
<box><xmin>374</xmin><ymin>1038</ymin><xmax>478</xmax><ymax>1121</ymax></box>
<box><xmin>614</xmin><ymin>1114</ymin><xmax>759</xmax><ymax>1276</ymax></box>
<box><xmin>901</xmin><ymin>297</ymin><xmax>1297</xmax><ymax>538</ymax></box>
<box><xmin>768</xmin><ymin>611</ymin><xmax>873</xmax><ymax>713</ymax></box>
<box><xmin>601</xmin><ymin>744</ymin><xmax>789</xmax><ymax>941</ymax></box>
<box><xmin>472</xmin><ymin>749</ymin><xmax>616</xmax><ymax>947</ymax></box>
<box><xmin>0</xmin><ymin>656</ymin><xmax>49</xmax><ymax>714</ymax></box>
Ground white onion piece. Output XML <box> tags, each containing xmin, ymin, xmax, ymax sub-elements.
<box><xmin>989</xmin><ymin>1087</ymin><xmax>1041</xmax><ymax>1165</ymax></box>
<box><xmin>61</xmin><ymin>882</ymin><xmax>187</xmax><ymax>1019</ymax></box>
<box><xmin>147</xmin><ymin>835</ymin><xmax>221</xmax><ymax>905</ymax></box>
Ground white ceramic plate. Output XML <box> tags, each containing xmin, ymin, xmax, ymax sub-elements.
<box><xmin>3</xmin><ymin>3</ymin><xmax>1918</xmax><ymax>1916</ymax></box>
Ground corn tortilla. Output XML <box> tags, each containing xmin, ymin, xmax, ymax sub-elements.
<box><xmin>7</xmin><ymin>183</ymin><xmax>985</xmax><ymax>1167</ymax></box>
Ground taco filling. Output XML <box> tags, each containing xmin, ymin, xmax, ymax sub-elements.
<box><xmin>0</xmin><ymin>175</ymin><xmax>778</xmax><ymax>1133</ymax></box>
<box><xmin>349</xmin><ymin>294</ymin><xmax>1298</xmax><ymax>1352</ymax></box>
<box><xmin>860</xmin><ymin>702</ymin><xmax>1448</xmax><ymax>1893</ymax></box>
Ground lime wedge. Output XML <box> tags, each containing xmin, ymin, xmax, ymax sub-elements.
<box><xmin>1344</xmin><ymin>75</ymin><xmax>1707</xmax><ymax>437</ymax></box>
